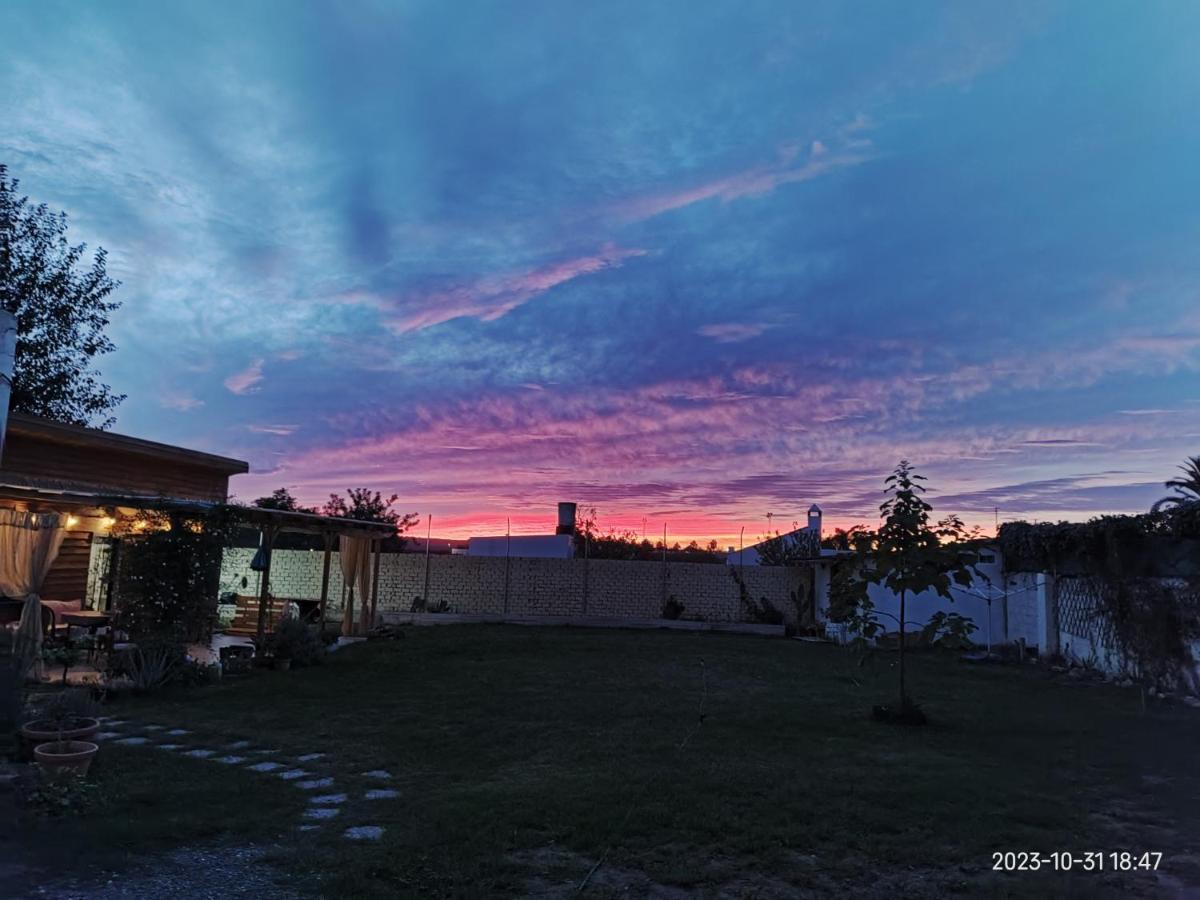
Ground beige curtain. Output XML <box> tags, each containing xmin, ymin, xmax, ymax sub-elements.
<box><xmin>1</xmin><ymin>509</ymin><xmax>67</xmax><ymax>680</ymax></box>
<box><xmin>338</xmin><ymin>536</ymin><xmax>372</xmax><ymax>636</ymax></box>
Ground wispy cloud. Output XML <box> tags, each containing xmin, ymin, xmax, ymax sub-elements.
<box><xmin>224</xmin><ymin>359</ymin><xmax>265</xmax><ymax>395</ymax></box>
<box><xmin>247</xmin><ymin>423</ymin><xmax>297</xmax><ymax>436</ymax></box>
<box><xmin>386</xmin><ymin>245</ymin><xmax>647</xmax><ymax>333</ymax></box>
<box><xmin>697</xmin><ymin>322</ymin><xmax>769</xmax><ymax>343</ymax></box>
<box><xmin>159</xmin><ymin>389</ymin><xmax>203</xmax><ymax>412</ymax></box>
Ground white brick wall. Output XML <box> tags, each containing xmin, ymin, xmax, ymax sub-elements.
<box><xmin>218</xmin><ymin>548</ymin><xmax>811</xmax><ymax>625</ymax></box>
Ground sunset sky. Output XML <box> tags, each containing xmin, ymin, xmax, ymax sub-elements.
<box><xmin>3</xmin><ymin>1</ymin><xmax>1199</xmax><ymax>543</ymax></box>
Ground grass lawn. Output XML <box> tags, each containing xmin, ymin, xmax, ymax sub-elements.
<box><xmin>28</xmin><ymin>625</ymin><xmax>1200</xmax><ymax>897</ymax></box>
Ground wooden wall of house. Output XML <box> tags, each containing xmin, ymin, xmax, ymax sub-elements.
<box><xmin>41</xmin><ymin>531</ymin><xmax>93</xmax><ymax>602</ymax></box>
<box><xmin>1</xmin><ymin>430</ymin><xmax>232</xmax><ymax>502</ymax></box>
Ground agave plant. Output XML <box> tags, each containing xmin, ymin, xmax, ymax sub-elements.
<box><xmin>1151</xmin><ymin>455</ymin><xmax>1200</xmax><ymax>513</ymax></box>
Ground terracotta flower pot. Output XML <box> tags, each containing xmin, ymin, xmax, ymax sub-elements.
<box><xmin>34</xmin><ymin>740</ymin><xmax>99</xmax><ymax>778</ymax></box>
<box><xmin>20</xmin><ymin>717</ymin><xmax>100</xmax><ymax>757</ymax></box>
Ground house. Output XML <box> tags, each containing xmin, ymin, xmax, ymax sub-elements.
<box><xmin>728</xmin><ymin>505</ymin><xmax>826</xmax><ymax>566</ymax></box>
<box><xmin>466</xmin><ymin>502</ymin><xmax>577</xmax><ymax>559</ymax></box>
<box><xmin>0</xmin><ymin>411</ymin><xmax>396</xmax><ymax>646</ymax></box>
<box><xmin>0</xmin><ymin>412</ymin><xmax>250</xmax><ymax>606</ymax></box>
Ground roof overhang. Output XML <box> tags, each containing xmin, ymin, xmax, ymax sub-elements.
<box><xmin>6</xmin><ymin>412</ymin><xmax>249</xmax><ymax>475</ymax></box>
<box><xmin>0</xmin><ymin>483</ymin><xmax>395</xmax><ymax>538</ymax></box>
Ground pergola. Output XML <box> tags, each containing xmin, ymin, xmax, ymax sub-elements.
<box><xmin>0</xmin><ymin>482</ymin><xmax>397</xmax><ymax>640</ymax></box>
<box><xmin>234</xmin><ymin>506</ymin><xmax>397</xmax><ymax>639</ymax></box>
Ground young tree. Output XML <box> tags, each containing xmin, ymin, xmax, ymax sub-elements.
<box><xmin>321</xmin><ymin>488</ymin><xmax>418</xmax><ymax>534</ymax></box>
<box><xmin>0</xmin><ymin>165</ymin><xmax>124</xmax><ymax>427</ymax></box>
<box><xmin>867</xmin><ymin>460</ymin><xmax>979</xmax><ymax>721</ymax></box>
<box><xmin>252</xmin><ymin>487</ymin><xmax>314</xmax><ymax>513</ymax></box>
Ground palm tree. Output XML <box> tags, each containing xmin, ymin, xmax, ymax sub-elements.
<box><xmin>1151</xmin><ymin>455</ymin><xmax>1200</xmax><ymax>513</ymax></box>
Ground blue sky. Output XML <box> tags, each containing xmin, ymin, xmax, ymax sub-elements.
<box><xmin>3</xmin><ymin>1</ymin><xmax>1198</xmax><ymax>540</ymax></box>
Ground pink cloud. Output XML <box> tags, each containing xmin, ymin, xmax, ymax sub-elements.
<box><xmin>611</xmin><ymin>142</ymin><xmax>873</xmax><ymax>223</ymax></box>
<box><xmin>387</xmin><ymin>245</ymin><xmax>647</xmax><ymax>333</ymax></box>
<box><xmin>159</xmin><ymin>390</ymin><xmax>204</xmax><ymax>412</ymax></box>
<box><xmin>224</xmin><ymin>358</ymin><xmax>265</xmax><ymax>395</ymax></box>
<box><xmin>248</xmin><ymin>423</ymin><xmax>297</xmax><ymax>436</ymax></box>
<box><xmin>697</xmin><ymin>322</ymin><xmax>769</xmax><ymax>343</ymax></box>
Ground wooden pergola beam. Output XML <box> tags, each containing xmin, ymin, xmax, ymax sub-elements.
<box><xmin>254</xmin><ymin>523</ymin><xmax>279</xmax><ymax>643</ymax></box>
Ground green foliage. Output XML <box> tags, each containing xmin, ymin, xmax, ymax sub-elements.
<box><xmin>26</xmin><ymin>773</ymin><xmax>105</xmax><ymax>817</ymax></box>
<box><xmin>0</xmin><ymin>164</ymin><xmax>124</xmax><ymax>427</ymax></box>
<box><xmin>268</xmin><ymin>617</ymin><xmax>325</xmax><ymax>667</ymax></box>
<box><xmin>32</xmin><ymin>687</ymin><xmax>100</xmax><ymax>729</ymax></box>
<box><xmin>41</xmin><ymin>644</ymin><xmax>82</xmax><ymax>682</ymax></box>
<box><xmin>998</xmin><ymin>505</ymin><xmax>1200</xmax><ymax>577</ymax></box>
<box><xmin>836</xmin><ymin>461</ymin><xmax>981</xmax><ymax>714</ymax></box>
<box><xmin>321</xmin><ymin>488</ymin><xmax>418</xmax><ymax>536</ymax></box>
<box><xmin>252</xmin><ymin>487</ymin><xmax>314</xmax><ymax>512</ymax></box>
<box><xmin>728</xmin><ymin>568</ymin><xmax>785</xmax><ymax>624</ymax></box>
<box><xmin>574</xmin><ymin>507</ymin><xmax>723</xmax><ymax>562</ymax></box>
<box><xmin>756</xmin><ymin>528</ymin><xmax>819</xmax><ymax>565</ymax></box>
<box><xmin>918</xmin><ymin>611</ymin><xmax>978</xmax><ymax>650</ymax></box>
<box><xmin>113</xmin><ymin>507</ymin><xmax>239</xmax><ymax>642</ymax></box>
<box><xmin>661</xmin><ymin>596</ymin><xmax>686</xmax><ymax>620</ymax></box>
<box><xmin>106</xmin><ymin>639</ymin><xmax>187</xmax><ymax>693</ymax></box>
<box><xmin>1152</xmin><ymin>454</ymin><xmax>1200</xmax><ymax>513</ymax></box>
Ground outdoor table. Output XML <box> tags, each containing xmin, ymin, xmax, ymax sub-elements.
<box><xmin>60</xmin><ymin>609</ymin><xmax>112</xmax><ymax>661</ymax></box>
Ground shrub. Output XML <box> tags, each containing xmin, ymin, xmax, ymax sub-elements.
<box><xmin>662</xmin><ymin>596</ymin><xmax>686</xmax><ymax>620</ymax></box>
<box><xmin>268</xmin><ymin>617</ymin><xmax>325</xmax><ymax>667</ymax></box>
<box><xmin>112</xmin><ymin>507</ymin><xmax>238</xmax><ymax>642</ymax></box>
<box><xmin>108</xmin><ymin>640</ymin><xmax>186</xmax><ymax>693</ymax></box>
<box><xmin>918</xmin><ymin>611</ymin><xmax>978</xmax><ymax>650</ymax></box>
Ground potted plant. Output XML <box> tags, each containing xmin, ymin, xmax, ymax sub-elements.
<box><xmin>19</xmin><ymin>688</ymin><xmax>101</xmax><ymax>758</ymax></box>
<box><xmin>33</xmin><ymin>737</ymin><xmax>99</xmax><ymax>779</ymax></box>
<box><xmin>24</xmin><ymin>688</ymin><xmax>100</xmax><ymax>777</ymax></box>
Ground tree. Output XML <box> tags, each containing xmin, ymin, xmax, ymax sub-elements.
<box><xmin>1151</xmin><ymin>455</ymin><xmax>1200</xmax><ymax>513</ymax></box>
<box><xmin>321</xmin><ymin>488</ymin><xmax>418</xmax><ymax>535</ymax></box>
<box><xmin>252</xmin><ymin>487</ymin><xmax>314</xmax><ymax>513</ymax></box>
<box><xmin>0</xmin><ymin>165</ymin><xmax>124</xmax><ymax>427</ymax></box>
<box><xmin>863</xmin><ymin>461</ymin><xmax>979</xmax><ymax>723</ymax></box>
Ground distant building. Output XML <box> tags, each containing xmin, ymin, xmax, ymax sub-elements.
<box><xmin>728</xmin><ymin>504</ymin><xmax>826</xmax><ymax>566</ymax></box>
<box><xmin>466</xmin><ymin>502</ymin><xmax>577</xmax><ymax>559</ymax></box>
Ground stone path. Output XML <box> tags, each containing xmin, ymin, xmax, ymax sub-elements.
<box><xmin>93</xmin><ymin>716</ymin><xmax>390</xmax><ymax>842</ymax></box>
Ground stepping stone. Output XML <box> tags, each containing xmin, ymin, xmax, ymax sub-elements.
<box><xmin>296</xmin><ymin>778</ymin><xmax>334</xmax><ymax>791</ymax></box>
<box><xmin>298</xmin><ymin>825</ymin><xmax>321</xmax><ymax>832</ymax></box>
<box><xmin>361</xmin><ymin>770</ymin><xmax>393</xmax><ymax>780</ymax></box>
<box><xmin>365</xmin><ymin>789</ymin><xmax>399</xmax><ymax>800</ymax></box>
<box><xmin>249</xmin><ymin>747</ymin><xmax>278</xmax><ymax>754</ymax></box>
<box><xmin>157</xmin><ymin>744</ymin><xmax>182</xmax><ymax>751</ymax></box>
<box><xmin>304</xmin><ymin>807</ymin><xmax>339</xmax><ymax>820</ymax></box>
<box><xmin>310</xmin><ymin>793</ymin><xmax>347</xmax><ymax>805</ymax></box>
<box><xmin>246</xmin><ymin>761</ymin><xmax>283</xmax><ymax>773</ymax></box>
<box><xmin>142</xmin><ymin>725</ymin><xmax>164</xmax><ymax>731</ymax></box>
<box><xmin>166</xmin><ymin>729</ymin><xmax>189</xmax><ymax>736</ymax></box>
<box><xmin>184</xmin><ymin>749</ymin><xmax>215</xmax><ymax>759</ymax></box>
<box><xmin>215</xmin><ymin>755</ymin><xmax>247</xmax><ymax>764</ymax></box>
<box><xmin>102</xmin><ymin>719</ymin><xmax>128</xmax><ymax>726</ymax></box>
<box><xmin>344</xmin><ymin>826</ymin><xmax>384</xmax><ymax>841</ymax></box>
<box><xmin>226</xmin><ymin>740</ymin><xmax>252</xmax><ymax>750</ymax></box>
<box><xmin>114</xmin><ymin>736</ymin><xmax>150</xmax><ymax>745</ymax></box>
<box><xmin>296</xmin><ymin>753</ymin><xmax>325</xmax><ymax>762</ymax></box>
<box><xmin>94</xmin><ymin>731</ymin><xmax>121</xmax><ymax>741</ymax></box>
<box><xmin>277</xmin><ymin>769</ymin><xmax>309</xmax><ymax>780</ymax></box>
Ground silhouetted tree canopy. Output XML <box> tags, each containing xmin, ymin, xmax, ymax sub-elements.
<box><xmin>0</xmin><ymin>164</ymin><xmax>124</xmax><ymax>427</ymax></box>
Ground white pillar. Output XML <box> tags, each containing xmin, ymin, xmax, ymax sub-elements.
<box><xmin>1036</xmin><ymin>572</ymin><xmax>1057</xmax><ymax>658</ymax></box>
<box><xmin>813</xmin><ymin>561</ymin><xmax>832</xmax><ymax>622</ymax></box>
<box><xmin>0</xmin><ymin>309</ymin><xmax>17</xmax><ymax>464</ymax></box>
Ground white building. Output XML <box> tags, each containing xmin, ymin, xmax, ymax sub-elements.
<box><xmin>466</xmin><ymin>502</ymin><xmax>577</xmax><ymax>560</ymax></box>
<box><xmin>729</xmin><ymin>505</ymin><xmax>826</xmax><ymax>566</ymax></box>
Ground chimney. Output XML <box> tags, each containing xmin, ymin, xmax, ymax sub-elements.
<box><xmin>807</xmin><ymin>504</ymin><xmax>822</xmax><ymax>539</ymax></box>
<box><xmin>556</xmin><ymin>502</ymin><xmax>577</xmax><ymax>535</ymax></box>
